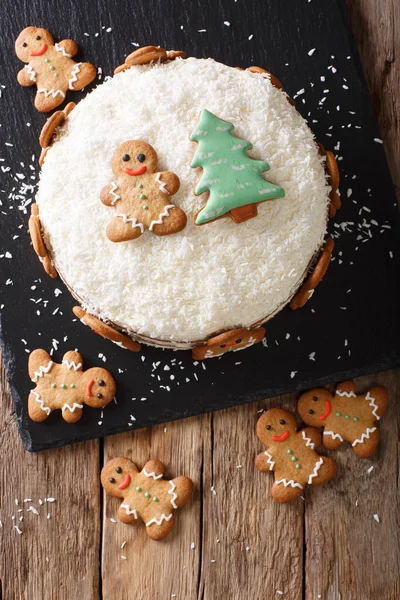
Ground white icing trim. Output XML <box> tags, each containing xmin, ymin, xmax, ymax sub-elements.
<box><xmin>263</xmin><ymin>450</ymin><xmax>275</xmax><ymax>471</ymax></box>
<box><xmin>62</xmin><ymin>402</ymin><xmax>83</xmax><ymax>413</ymax></box>
<box><xmin>336</xmin><ymin>389</ymin><xmax>356</xmax><ymax>398</ymax></box>
<box><xmin>155</xmin><ymin>172</ymin><xmax>168</xmax><ymax>194</ymax></box>
<box><xmin>323</xmin><ymin>431</ymin><xmax>344</xmax><ymax>442</ymax></box>
<box><xmin>143</xmin><ymin>467</ymin><xmax>163</xmax><ymax>480</ymax></box>
<box><xmin>55</xmin><ymin>42</ymin><xmax>72</xmax><ymax>58</ymax></box>
<box><xmin>30</xmin><ymin>390</ymin><xmax>51</xmax><ymax>415</ymax></box>
<box><xmin>307</xmin><ymin>456</ymin><xmax>323</xmax><ymax>485</ymax></box>
<box><xmin>149</xmin><ymin>205</ymin><xmax>175</xmax><ymax>231</ymax></box>
<box><xmin>31</xmin><ymin>360</ymin><xmax>53</xmax><ymax>382</ymax></box>
<box><xmin>121</xmin><ymin>504</ymin><xmax>138</xmax><ymax>519</ymax></box>
<box><xmin>168</xmin><ymin>480</ymin><xmax>178</xmax><ymax>509</ymax></box>
<box><xmin>68</xmin><ymin>63</ymin><xmax>82</xmax><ymax>90</ymax></box>
<box><xmin>109</xmin><ymin>182</ymin><xmax>120</xmax><ymax>205</ymax></box>
<box><xmin>301</xmin><ymin>430</ymin><xmax>315</xmax><ymax>450</ymax></box>
<box><xmin>62</xmin><ymin>359</ymin><xmax>82</xmax><ymax>371</ymax></box>
<box><xmin>116</xmin><ymin>213</ymin><xmax>145</xmax><ymax>233</ymax></box>
<box><xmin>25</xmin><ymin>64</ymin><xmax>36</xmax><ymax>82</ymax></box>
<box><xmin>365</xmin><ymin>391</ymin><xmax>380</xmax><ymax>420</ymax></box>
<box><xmin>146</xmin><ymin>512</ymin><xmax>173</xmax><ymax>527</ymax></box>
<box><xmin>275</xmin><ymin>478</ymin><xmax>303</xmax><ymax>490</ymax></box>
<box><xmin>352</xmin><ymin>427</ymin><xmax>377</xmax><ymax>447</ymax></box>
<box><xmin>37</xmin><ymin>88</ymin><xmax>66</xmax><ymax>99</ymax></box>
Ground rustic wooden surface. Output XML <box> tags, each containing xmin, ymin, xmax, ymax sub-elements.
<box><xmin>0</xmin><ymin>1</ymin><xmax>399</xmax><ymax>598</ymax></box>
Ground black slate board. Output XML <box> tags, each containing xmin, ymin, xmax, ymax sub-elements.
<box><xmin>1</xmin><ymin>0</ymin><xmax>399</xmax><ymax>451</ymax></box>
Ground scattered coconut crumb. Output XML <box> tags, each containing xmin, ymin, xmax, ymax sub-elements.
<box><xmin>191</xmin><ymin>542</ymin><xmax>196</xmax><ymax>549</ymax></box>
<box><xmin>110</xmin><ymin>517</ymin><xmax>117</xmax><ymax>523</ymax></box>
<box><xmin>373</xmin><ymin>514</ymin><xmax>380</xmax><ymax>523</ymax></box>
<box><xmin>121</xmin><ymin>541</ymin><xmax>127</xmax><ymax>549</ymax></box>
<box><xmin>308</xmin><ymin>48</ymin><xmax>316</xmax><ymax>56</ymax></box>
<box><xmin>121</xmin><ymin>555</ymin><xmax>127</xmax><ymax>560</ymax></box>
<box><xmin>367</xmin><ymin>466</ymin><xmax>374</xmax><ymax>474</ymax></box>
<box><xmin>210</xmin><ymin>486</ymin><xmax>217</xmax><ymax>495</ymax></box>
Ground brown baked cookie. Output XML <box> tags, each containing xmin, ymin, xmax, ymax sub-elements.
<box><xmin>297</xmin><ymin>381</ymin><xmax>388</xmax><ymax>458</ymax></box>
<box><xmin>28</xmin><ymin>349</ymin><xmax>116</xmax><ymax>423</ymax></box>
<box><xmin>15</xmin><ymin>26</ymin><xmax>96</xmax><ymax>112</ymax></box>
<box><xmin>290</xmin><ymin>237</ymin><xmax>334</xmax><ymax>310</ymax></box>
<box><xmin>113</xmin><ymin>45</ymin><xmax>186</xmax><ymax>74</ymax></box>
<box><xmin>72</xmin><ymin>306</ymin><xmax>141</xmax><ymax>352</ymax></box>
<box><xmin>100</xmin><ymin>140</ymin><xmax>187</xmax><ymax>242</ymax></box>
<box><xmin>255</xmin><ymin>408</ymin><xmax>337</xmax><ymax>503</ymax></box>
<box><xmin>39</xmin><ymin>101</ymin><xmax>75</xmax><ymax>149</ymax></box>
<box><xmin>192</xmin><ymin>326</ymin><xmax>266</xmax><ymax>360</ymax></box>
<box><xmin>101</xmin><ymin>458</ymin><xmax>193</xmax><ymax>540</ymax></box>
<box><xmin>28</xmin><ymin>203</ymin><xmax>57</xmax><ymax>277</ymax></box>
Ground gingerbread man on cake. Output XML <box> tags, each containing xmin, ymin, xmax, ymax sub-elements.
<box><xmin>100</xmin><ymin>140</ymin><xmax>187</xmax><ymax>243</ymax></box>
<box><xmin>255</xmin><ymin>408</ymin><xmax>337</xmax><ymax>503</ymax></box>
<box><xmin>15</xmin><ymin>26</ymin><xmax>96</xmax><ymax>112</ymax></box>
<box><xmin>101</xmin><ymin>458</ymin><xmax>193</xmax><ymax>540</ymax></box>
<box><xmin>297</xmin><ymin>380</ymin><xmax>388</xmax><ymax>458</ymax></box>
<box><xmin>28</xmin><ymin>349</ymin><xmax>116</xmax><ymax>423</ymax></box>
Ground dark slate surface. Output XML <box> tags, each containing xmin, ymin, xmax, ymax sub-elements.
<box><xmin>0</xmin><ymin>0</ymin><xmax>399</xmax><ymax>451</ymax></box>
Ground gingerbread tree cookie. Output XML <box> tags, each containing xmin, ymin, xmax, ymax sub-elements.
<box><xmin>28</xmin><ymin>349</ymin><xmax>116</xmax><ymax>423</ymax></box>
<box><xmin>297</xmin><ymin>380</ymin><xmax>388</xmax><ymax>458</ymax></box>
<box><xmin>100</xmin><ymin>140</ymin><xmax>187</xmax><ymax>242</ymax></box>
<box><xmin>15</xmin><ymin>26</ymin><xmax>96</xmax><ymax>112</ymax></box>
<box><xmin>101</xmin><ymin>458</ymin><xmax>193</xmax><ymax>540</ymax></box>
<box><xmin>255</xmin><ymin>408</ymin><xmax>337</xmax><ymax>503</ymax></box>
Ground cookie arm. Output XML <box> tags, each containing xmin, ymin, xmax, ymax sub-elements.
<box><xmin>142</xmin><ymin>460</ymin><xmax>165</xmax><ymax>478</ymax></box>
<box><xmin>17</xmin><ymin>67</ymin><xmax>35</xmax><ymax>87</ymax></box>
<box><xmin>368</xmin><ymin>386</ymin><xmax>388</xmax><ymax>417</ymax></box>
<box><xmin>302</xmin><ymin>427</ymin><xmax>321</xmax><ymax>448</ymax></box>
<box><xmin>255</xmin><ymin>452</ymin><xmax>274</xmax><ymax>473</ymax></box>
<box><xmin>157</xmin><ymin>172</ymin><xmax>180</xmax><ymax>195</ymax></box>
<box><xmin>118</xmin><ymin>505</ymin><xmax>139</xmax><ymax>525</ymax></box>
<box><xmin>170</xmin><ymin>476</ymin><xmax>193</xmax><ymax>507</ymax></box>
<box><xmin>28</xmin><ymin>349</ymin><xmax>52</xmax><ymax>380</ymax></box>
<box><xmin>335</xmin><ymin>380</ymin><xmax>357</xmax><ymax>395</ymax></box>
<box><xmin>100</xmin><ymin>183</ymin><xmax>116</xmax><ymax>206</ymax></box>
<box><xmin>61</xmin><ymin>351</ymin><xmax>83</xmax><ymax>370</ymax></box>
<box><xmin>58</xmin><ymin>39</ymin><xmax>78</xmax><ymax>57</ymax></box>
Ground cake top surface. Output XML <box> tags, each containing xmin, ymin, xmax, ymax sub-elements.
<box><xmin>37</xmin><ymin>57</ymin><xmax>329</xmax><ymax>342</ymax></box>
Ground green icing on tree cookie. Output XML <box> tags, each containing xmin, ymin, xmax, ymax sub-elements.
<box><xmin>190</xmin><ymin>109</ymin><xmax>285</xmax><ymax>225</ymax></box>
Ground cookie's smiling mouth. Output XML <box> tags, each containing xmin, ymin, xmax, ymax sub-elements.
<box><xmin>118</xmin><ymin>474</ymin><xmax>131</xmax><ymax>489</ymax></box>
<box><xmin>320</xmin><ymin>399</ymin><xmax>331</xmax><ymax>420</ymax></box>
<box><xmin>86</xmin><ymin>379</ymin><xmax>94</xmax><ymax>396</ymax></box>
<box><xmin>271</xmin><ymin>430</ymin><xmax>289</xmax><ymax>442</ymax></box>
<box><xmin>123</xmin><ymin>166</ymin><xmax>147</xmax><ymax>176</ymax></box>
<box><xmin>30</xmin><ymin>43</ymin><xmax>48</xmax><ymax>56</ymax></box>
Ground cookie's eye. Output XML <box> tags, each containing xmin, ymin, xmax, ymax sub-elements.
<box><xmin>97</xmin><ymin>393</ymin><xmax>103</xmax><ymax>399</ymax></box>
<box><xmin>36</xmin><ymin>35</ymin><xmax>41</xmax><ymax>40</ymax></box>
<box><xmin>266</xmin><ymin>425</ymin><xmax>271</xmax><ymax>430</ymax></box>
<box><xmin>109</xmin><ymin>477</ymin><xmax>115</xmax><ymax>484</ymax></box>
<box><xmin>137</xmin><ymin>153</ymin><xmax>146</xmax><ymax>163</ymax></box>
<box><xmin>312</xmin><ymin>396</ymin><xmax>318</xmax><ymax>402</ymax></box>
<box><xmin>220</xmin><ymin>344</ymin><xmax>226</xmax><ymax>348</ymax></box>
<box><xmin>309</xmin><ymin>409</ymin><xmax>315</xmax><ymax>415</ymax></box>
<box><xmin>122</xmin><ymin>154</ymin><xmax>130</xmax><ymax>162</ymax></box>
<box><xmin>22</xmin><ymin>42</ymin><xmax>28</xmax><ymax>47</ymax></box>
<box><xmin>235</xmin><ymin>339</ymin><xmax>242</xmax><ymax>344</ymax></box>
<box><xmin>116</xmin><ymin>467</ymin><xmax>122</xmax><ymax>474</ymax></box>
<box><xmin>98</xmin><ymin>380</ymin><xmax>105</xmax><ymax>386</ymax></box>
<box><xmin>279</xmin><ymin>419</ymin><xmax>286</xmax><ymax>425</ymax></box>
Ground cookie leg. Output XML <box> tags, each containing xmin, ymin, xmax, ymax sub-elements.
<box><xmin>271</xmin><ymin>482</ymin><xmax>303</xmax><ymax>503</ymax></box>
<box><xmin>62</xmin><ymin>405</ymin><xmax>83</xmax><ymax>423</ymax></box>
<box><xmin>309</xmin><ymin>456</ymin><xmax>337</xmax><ymax>485</ymax></box>
<box><xmin>145</xmin><ymin>515</ymin><xmax>175</xmax><ymax>541</ymax></box>
<box><xmin>34</xmin><ymin>91</ymin><xmax>65</xmax><ymax>113</ymax></box>
<box><xmin>28</xmin><ymin>392</ymin><xmax>50</xmax><ymax>422</ymax></box>
<box><xmin>106</xmin><ymin>217</ymin><xmax>143</xmax><ymax>243</ymax></box>
<box><xmin>352</xmin><ymin>428</ymin><xmax>380</xmax><ymax>458</ymax></box>
<box><xmin>151</xmin><ymin>207</ymin><xmax>187</xmax><ymax>236</ymax></box>
<box><xmin>70</xmin><ymin>63</ymin><xmax>97</xmax><ymax>90</ymax></box>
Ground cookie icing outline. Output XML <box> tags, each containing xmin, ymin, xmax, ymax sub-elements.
<box><xmin>55</xmin><ymin>42</ymin><xmax>72</xmax><ymax>58</ymax></box>
<box><xmin>148</xmin><ymin>205</ymin><xmax>176</xmax><ymax>231</ymax></box>
<box><xmin>37</xmin><ymin>88</ymin><xmax>66</xmax><ymax>99</ymax></box>
<box><xmin>62</xmin><ymin>402</ymin><xmax>84</xmax><ymax>413</ymax></box>
<box><xmin>109</xmin><ymin>182</ymin><xmax>120</xmax><ymax>205</ymax></box>
<box><xmin>30</xmin><ymin>390</ymin><xmax>51</xmax><ymax>415</ymax></box>
<box><xmin>263</xmin><ymin>450</ymin><xmax>275</xmax><ymax>471</ymax></box>
<box><xmin>168</xmin><ymin>480</ymin><xmax>178</xmax><ymax>509</ymax></box>
<box><xmin>145</xmin><ymin>512</ymin><xmax>173</xmax><ymax>527</ymax></box>
<box><xmin>68</xmin><ymin>62</ymin><xmax>82</xmax><ymax>90</ymax></box>
<box><xmin>115</xmin><ymin>213</ymin><xmax>145</xmax><ymax>233</ymax></box>
<box><xmin>307</xmin><ymin>456</ymin><xmax>323</xmax><ymax>484</ymax></box>
<box><xmin>352</xmin><ymin>427</ymin><xmax>377</xmax><ymax>447</ymax></box>
<box><xmin>275</xmin><ymin>478</ymin><xmax>303</xmax><ymax>490</ymax></box>
<box><xmin>62</xmin><ymin>359</ymin><xmax>82</xmax><ymax>371</ymax></box>
<box><xmin>121</xmin><ymin>504</ymin><xmax>138</xmax><ymax>519</ymax></box>
<box><xmin>301</xmin><ymin>430</ymin><xmax>315</xmax><ymax>450</ymax></box>
<box><xmin>336</xmin><ymin>390</ymin><xmax>357</xmax><ymax>398</ymax></box>
<box><xmin>155</xmin><ymin>172</ymin><xmax>168</xmax><ymax>194</ymax></box>
<box><xmin>31</xmin><ymin>360</ymin><xmax>53</xmax><ymax>382</ymax></box>
<box><xmin>24</xmin><ymin>64</ymin><xmax>36</xmax><ymax>82</ymax></box>
<box><xmin>323</xmin><ymin>431</ymin><xmax>344</xmax><ymax>442</ymax></box>
<box><xmin>143</xmin><ymin>467</ymin><xmax>163</xmax><ymax>480</ymax></box>
<box><xmin>365</xmin><ymin>391</ymin><xmax>380</xmax><ymax>420</ymax></box>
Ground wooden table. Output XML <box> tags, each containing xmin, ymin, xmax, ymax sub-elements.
<box><xmin>1</xmin><ymin>2</ymin><xmax>399</xmax><ymax>598</ymax></box>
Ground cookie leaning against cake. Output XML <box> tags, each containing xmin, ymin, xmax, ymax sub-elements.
<box><xmin>25</xmin><ymin>39</ymin><xmax>340</xmax><ymax>359</ymax></box>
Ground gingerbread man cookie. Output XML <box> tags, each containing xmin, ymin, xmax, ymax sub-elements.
<box><xmin>255</xmin><ymin>408</ymin><xmax>337</xmax><ymax>503</ymax></box>
<box><xmin>15</xmin><ymin>27</ymin><xmax>96</xmax><ymax>112</ymax></box>
<box><xmin>192</xmin><ymin>327</ymin><xmax>266</xmax><ymax>360</ymax></box>
<box><xmin>28</xmin><ymin>349</ymin><xmax>116</xmax><ymax>423</ymax></box>
<box><xmin>101</xmin><ymin>458</ymin><xmax>193</xmax><ymax>540</ymax></box>
<box><xmin>100</xmin><ymin>140</ymin><xmax>187</xmax><ymax>243</ymax></box>
<box><xmin>297</xmin><ymin>381</ymin><xmax>388</xmax><ymax>458</ymax></box>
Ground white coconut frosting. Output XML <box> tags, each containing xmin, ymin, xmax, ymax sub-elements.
<box><xmin>36</xmin><ymin>57</ymin><xmax>329</xmax><ymax>345</ymax></box>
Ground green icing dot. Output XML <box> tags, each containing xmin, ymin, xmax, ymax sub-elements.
<box><xmin>49</xmin><ymin>65</ymin><xmax>55</xmax><ymax>71</ymax></box>
<box><xmin>345</xmin><ymin>415</ymin><xmax>350</xmax><ymax>420</ymax></box>
<box><xmin>135</xmin><ymin>486</ymin><xmax>141</xmax><ymax>492</ymax></box>
<box><xmin>70</xmin><ymin>384</ymin><xmax>75</xmax><ymax>389</ymax></box>
<box><xmin>44</xmin><ymin>58</ymin><xmax>50</xmax><ymax>63</ymax></box>
<box><xmin>295</xmin><ymin>464</ymin><xmax>301</xmax><ymax>469</ymax></box>
<box><xmin>143</xmin><ymin>205</ymin><xmax>149</xmax><ymax>210</ymax></box>
<box><xmin>291</xmin><ymin>456</ymin><xmax>297</xmax><ymax>462</ymax></box>
<box><xmin>287</xmin><ymin>449</ymin><xmax>292</xmax><ymax>455</ymax></box>
<box><xmin>152</xmin><ymin>496</ymin><xmax>158</xmax><ymax>502</ymax></box>
<box><xmin>228</xmin><ymin>347</ymin><xmax>233</xmax><ymax>352</ymax></box>
<box><xmin>61</xmin><ymin>384</ymin><xmax>66</xmax><ymax>389</ymax></box>
<box><xmin>140</xmin><ymin>194</ymin><xmax>146</xmax><ymax>200</ymax></box>
<box><xmin>353</xmin><ymin>417</ymin><xmax>359</xmax><ymax>422</ymax></box>
<box><xmin>144</xmin><ymin>491</ymin><xmax>151</xmax><ymax>498</ymax></box>
<box><xmin>54</xmin><ymin>73</ymin><xmax>58</xmax><ymax>77</ymax></box>
<box><xmin>51</xmin><ymin>383</ymin><xmax>56</xmax><ymax>389</ymax></box>
<box><xmin>336</xmin><ymin>412</ymin><xmax>341</xmax><ymax>417</ymax></box>
<box><xmin>138</xmin><ymin>183</ymin><xmax>143</xmax><ymax>189</ymax></box>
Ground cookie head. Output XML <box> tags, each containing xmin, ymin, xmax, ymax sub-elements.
<box><xmin>111</xmin><ymin>140</ymin><xmax>158</xmax><ymax>178</ymax></box>
<box><xmin>256</xmin><ymin>409</ymin><xmax>297</xmax><ymax>446</ymax></box>
<box><xmin>15</xmin><ymin>27</ymin><xmax>54</xmax><ymax>62</ymax></box>
<box><xmin>84</xmin><ymin>368</ymin><xmax>116</xmax><ymax>406</ymax></box>
<box><xmin>101</xmin><ymin>457</ymin><xmax>138</xmax><ymax>497</ymax></box>
<box><xmin>297</xmin><ymin>388</ymin><xmax>333</xmax><ymax>426</ymax></box>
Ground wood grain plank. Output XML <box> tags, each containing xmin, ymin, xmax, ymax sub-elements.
<box><xmin>101</xmin><ymin>416</ymin><xmax>205</xmax><ymax>600</ymax></box>
<box><xmin>0</xmin><ymin>352</ymin><xmax>101</xmax><ymax>600</ymax></box>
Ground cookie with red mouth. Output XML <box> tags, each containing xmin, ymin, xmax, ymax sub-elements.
<box><xmin>15</xmin><ymin>26</ymin><xmax>96</xmax><ymax>112</ymax></box>
<box><xmin>192</xmin><ymin>326</ymin><xmax>266</xmax><ymax>360</ymax></box>
<box><xmin>297</xmin><ymin>380</ymin><xmax>388</xmax><ymax>458</ymax></box>
<box><xmin>28</xmin><ymin>349</ymin><xmax>116</xmax><ymax>423</ymax></box>
<box><xmin>100</xmin><ymin>140</ymin><xmax>187</xmax><ymax>242</ymax></box>
<box><xmin>255</xmin><ymin>408</ymin><xmax>337</xmax><ymax>503</ymax></box>
<box><xmin>101</xmin><ymin>457</ymin><xmax>193</xmax><ymax>540</ymax></box>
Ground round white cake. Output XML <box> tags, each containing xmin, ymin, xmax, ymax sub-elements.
<box><xmin>36</xmin><ymin>56</ymin><xmax>329</xmax><ymax>347</ymax></box>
